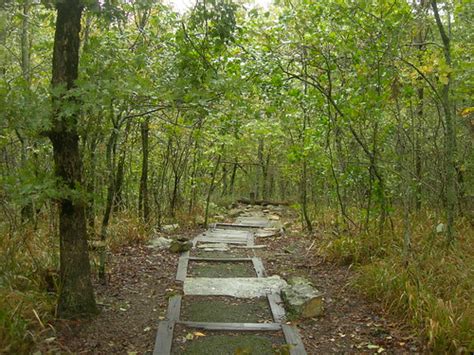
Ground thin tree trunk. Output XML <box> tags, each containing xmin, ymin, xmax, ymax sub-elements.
<box><xmin>256</xmin><ymin>139</ymin><xmax>263</xmax><ymax>199</ymax></box>
<box><xmin>113</xmin><ymin>118</ymin><xmax>132</xmax><ymax>212</ymax></box>
<box><xmin>431</xmin><ymin>0</ymin><xmax>456</xmax><ymax>244</ymax></box>
<box><xmin>98</xmin><ymin>130</ymin><xmax>117</xmax><ymax>283</ymax></box>
<box><xmin>221</xmin><ymin>165</ymin><xmax>228</xmax><ymax>197</ymax></box>
<box><xmin>301</xmin><ymin>49</ymin><xmax>312</xmax><ymax>232</ymax></box>
<box><xmin>50</xmin><ymin>0</ymin><xmax>96</xmax><ymax>317</ymax></box>
<box><xmin>139</xmin><ymin>118</ymin><xmax>150</xmax><ymax>223</ymax></box>
<box><xmin>229</xmin><ymin>162</ymin><xmax>237</xmax><ymax>197</ymax></box>
<box><xmin>19</xmin><ymin>1</ymin><xmax>35</xmax><ymax>222</ymax></box>
<box><xmin>85</xmin><ymin>136</ymin><xmax>98</xmax><ymax>231</ymax></box>
<box><xmin>204</xmin><ymin>154</ymin><xmax>222</xmax><ymax>227</ymax></box>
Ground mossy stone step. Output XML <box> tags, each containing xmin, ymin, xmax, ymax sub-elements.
<box><xmin>188</xmin><ymin>261</ymin><xmax>256</xmax><ymax>278</ymax></box>
<box><xmin>172</xmin><ymin>333</ymin><xmax>286</xmax><ymax>355</ymax></box>
<box><xmin>180</xmin><ymin>296</ymin><xmax>272</xmax><ymax>323</ymax></box>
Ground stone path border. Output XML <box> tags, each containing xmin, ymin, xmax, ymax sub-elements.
<box><xmin>154</xmin><ymin>217</ymin><xmax>306</xmax><ymax>355</ymax></box>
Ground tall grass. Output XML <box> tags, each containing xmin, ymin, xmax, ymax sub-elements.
<box><xmin>0</xmin><ymin>209</ymin><xmax>153</xmax><ymax>353</ymax></box>
<box><xmin>318</xmin><ymin>210</ymin><xmax>474</xmax><ymax>352</ymax></box>
<box><xmin>0</xmin><ymin>213</ymin><xmax>57</xmax><ymax>353</ymax></box>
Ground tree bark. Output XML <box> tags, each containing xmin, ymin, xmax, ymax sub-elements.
<box><xmin>50</xmin><ymin>0</ymin><xmax>97</xmax><ymax>318</ymax></box>
<box><xmin>301</xmin><ymin>50</ymin><xmax>312</xmax><ymax>232</ymax></box>
<box><xmin>139</xmin><ymin>118</ymin><xmax>150</xmax><ymax>223</ymax></box>
<box><xmin>431</xmin><ymin>0</ymin><xmax>457</xmax><ymax>244</ymax></box>
<box><xmin>204</xmin><ymin>153</ymin><xmax>222</xmax><ymax>227</ymax></box>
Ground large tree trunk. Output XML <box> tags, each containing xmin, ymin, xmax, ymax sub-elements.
<box><xmin>50</xmin><ymin>0</ymin><xmax>96</xmax><ymax>318</ymax></box>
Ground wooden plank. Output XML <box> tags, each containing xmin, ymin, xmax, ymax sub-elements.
<box><xmin>252</xmin><ymin>257</ymin><xmax>266</xmax><ymax>278</ymax></box>
<box><xmin>215</xmin><ymin>222</ymin><xmax>264</xmax><ymax>229</ymax></box>
<box><xmin>176</xmin><ymin>256</ymin><xmax>189</xmax><ymax>282</ymax></box>
<box><xmin>167</xmin><ymin>295</ymin><xmax>182</xmax><ymax>321</ymax></box>
<box><xmin>195</xmin><ymin>236</ymin><xmax>248</xmax><ymax>244</ymax></box>
<box><xmin>200</xmin><ymin>236</ymin><xmax>249</xmax><ymax>242</ymax></box>
<box><xmin>153</xmin><ymin>320</ymin><xmax>174</xmax><ymax>355</ymax></box>
<box><xmin>189</xmin><ymin>257</ymin><xmax>252</xmax><ymax>262</ymax></box>
<box><xmin>196</xmin><ymin>234</ymin><xmax>250</xmax><ymax>241</ymax></box>
<box><xmin>282</xmin><ymin>324</ymin><xmax>307</xmax><ymax>355</ymax></box>
<box><xmin>235</xmin><ymin>220</ymin><xmax>270</xmax><ymax>229</ymax></box>
<box><xmin>177</xmin><ymin>321</ymin><xmax>281</xmax><ymax>331</ymax></box>
<box><xmin>267</xmin><ymin>293</ymin><xmax>286</xmax><ymax>323</ymax></box>
<box><xmin>205</xmin><ymin>229</ymin><xmax>252</xmax><ymax>237</ymax></box>
<box><xmin>234</xmin><ymin>245</ymin><xmax>267</xmax><ymax>249</ymax></box>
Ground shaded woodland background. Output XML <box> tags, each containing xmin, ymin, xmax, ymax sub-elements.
<box><xmin>0</xmin><ymin>0</ymin><xmax>473</xmax><ymax>353</ymax></box>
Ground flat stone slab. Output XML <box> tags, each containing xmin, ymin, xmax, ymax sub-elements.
<box><xmin>205</xmin><ymin>229</ymin><xmax>252</xmax><ymax>238</ymax></box>
<box><xmin>195</xmin><ymin>236</ymin><xmax>250</xmax><ymax>244</ymax></box>
<box><xmin>183</xmin><ymin>276</ymin><xmax>288</xmax><ymax>298</ymax></box>
<box><xmin>236</xmin><ymin>216</ymin><xmax>270</xmax><ymax>227</ymax></box>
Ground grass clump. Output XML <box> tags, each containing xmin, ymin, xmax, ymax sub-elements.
<box><xmin>318</xmin><ymin>210</ymin><xmax>474</xmax><ymax>353</ymax></box>
<box><xmin>0</xmin><ymin>217</ymin><xmax>57</xmax><ymax>353</ymax></box>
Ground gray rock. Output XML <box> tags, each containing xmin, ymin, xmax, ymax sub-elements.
<box><xmin>282</xmin><ymin>277</ymin><xmax>324</xmax><ymax>318</ymax></box>
<box><xmin>184</xmin><ymin>276</ymin><xmax>288</xmax><ymax>298</ymax></box>
<box><xmin>169</xmin><ymin>238</ymin><xmax>192</xmax><ymax>253</ymax></box>
<box><xmin>148</xmin><ymin>236</ymin><xmax>172</xmax><ymax>249</ymax></box>
<box><xmin>228</xmin><ymin>208</ymin><xmax>244</xmax><ymax>218</ymax></box>
<box><xmin>436</xmin><ymin>223</ymin><xmax>446</xmax><ymax>234</ymax></box>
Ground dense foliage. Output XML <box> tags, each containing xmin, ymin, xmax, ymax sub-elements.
<box><xmin>0</xmin><ymin>0</ymin><xmax>472</xmax><ymax>352</ymax></box>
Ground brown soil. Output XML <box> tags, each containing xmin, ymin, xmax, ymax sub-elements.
<box><xmin>256</xmin><ymin>233</ymin><xmax>423</xmax><ymax>353</ymax></box>
<box><xmin>36</xmin><ymin>243</ymin><xmax>182</xmax><ymax>354</ymax></box>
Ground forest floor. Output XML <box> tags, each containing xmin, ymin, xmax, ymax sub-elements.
<box><xmin>37</xmin><ymin>206</ymin><xmax>423</xmax><ymax>354</ymax></box>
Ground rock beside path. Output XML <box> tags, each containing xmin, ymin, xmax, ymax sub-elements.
<box><xmin>169</xmin><ymin>238</ymin><xmax>193</xmax><ymax>253</ymax></box>
<box><xmin>282</xmin><ymin>277</ymin><xmax>324</xmax><ymax>318</ymax></box>
<box><xmin>148</xmin><ymin>236</ymin><xmax>172</xmax><ymax>249</ymax></box>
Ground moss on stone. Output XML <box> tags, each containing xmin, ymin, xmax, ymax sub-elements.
<box><xmin>174</xmin><ymin>334</ymin><xmax>283</xmax><ymax>355</ymax></box>
<box><xmin>181</xmin><ymin>296</ymin><xmax>272</xmax><ymax>323</ymax></box>
<box><xmin>188</xmin><ymin>261</ymin><xmax>256</xmax><ymax>278</ymax></box>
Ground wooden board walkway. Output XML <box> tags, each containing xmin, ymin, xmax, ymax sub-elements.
<box><xmin>154</xmin><ymin>212</ymin><xmax>306</xmax><ymax>355</ymax></box>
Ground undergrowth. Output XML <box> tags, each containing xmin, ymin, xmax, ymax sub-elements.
<box><xmin>0</xmin><ymin>213</ymin><xmax>57</xmax><ymax>353</ymax></box>
<box><xmin>317</xmin><ymin>210</ymin><xmax>474</xmax><ymax>352</ymax></box>
<box><xmin>0</xmin><ymin>205</ymin><xmax>209</xmax><ymax>353</ymax></box>
<box><xmin>0</xmin><ymin>209</ymin><xmax>159</xmax><ymax>353</ymax></box>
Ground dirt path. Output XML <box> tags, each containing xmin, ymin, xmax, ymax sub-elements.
<box><xmin>37</xmin><ymin>205</ymin><xmax>422</xmax><ymax>354</ymax></box>
<box><xmin>261</xmin><ymin>235</ymin><xmax>422</xmax><ymax>353</ymax></box>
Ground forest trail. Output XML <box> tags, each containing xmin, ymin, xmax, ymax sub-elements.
<box><xmin>36</xmin><ymin>203</ymin><xmax>424</xmax><ymax>353</ymax></box>
<box><xmin>156</xmin><ymin>206</ymin><xmax>306</xmax><ymax>354</ymax></box>
<box><xmin>37</xmin><ymin>204</ymin><xmax>423</xmax><ymax>353</ymax></box>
